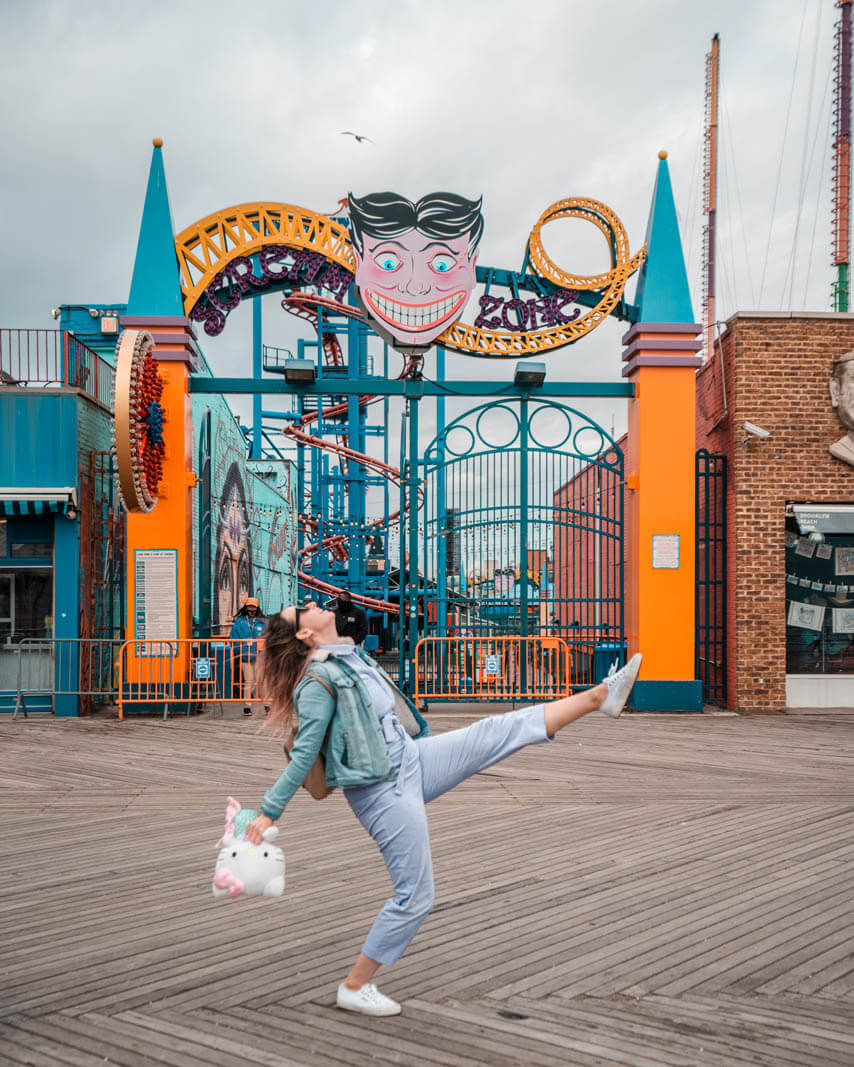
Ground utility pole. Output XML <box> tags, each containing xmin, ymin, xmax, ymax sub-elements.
<box><xmin>702</xmin><ymin>33</ymin><xmax>719</xmax><ymax>359</ymax></box>
<box><xmin>833</xmin><ymin>1</ymin><xmax>852</xmax><ymax>312</ymax></box>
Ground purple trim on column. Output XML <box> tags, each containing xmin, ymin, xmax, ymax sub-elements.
<box><xmin>150</xmin><ymin>350</ymin><xmax>196</xmax><ymax>364</ymax></box>
<box><xmin>120</xmin><ymin>315</ymin><xmax>198</xmax><ymax>340</ymax></box>
<box><xmin>119</xmin><ymin>316</ymin><xmax>200</xmax><ymax>364</ymax></box>
<box><xmin>621</xmin><ymin>322</ymin><xmax>702</xmax><ymax>346</ymax></box>
<box><xmin>623</xmin><ymin>337</ymin><xmax>703</xmax><ymax>361</ymax></box>
<box><xmin>622</xmin><ymin>354</ymin><xmax>704</xmax><ymax>376</ymax></box>
<box><xmin>143</xmin><ymin>332</ymin><xmax>197</xmax><ymax>346</ymax></box>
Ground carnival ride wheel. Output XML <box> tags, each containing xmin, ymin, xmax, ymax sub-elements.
<box><xmin>113</xmin><ymin>329</ymin><xmax>166</xmax><ymax>513</ymax></box>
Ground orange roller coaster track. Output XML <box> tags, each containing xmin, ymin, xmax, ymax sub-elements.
<box><xmin>276</xmin><ymin>292</ymin><xmax>419</xmax><ymax>616</ymax></box>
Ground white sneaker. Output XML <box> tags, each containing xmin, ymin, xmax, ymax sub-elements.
<box><xmin>336</xmin><ymin>982</ymin><xmax>402</xmax><ymax>1016</ymax></box>
<box><xmin>599</xmin><ymin>653</ymin><xmax>643</xmax><ymax>718</ymax></box>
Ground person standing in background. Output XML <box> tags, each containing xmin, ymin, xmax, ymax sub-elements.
<box><xmin>230</xmin><ymin>597</ymin><xmax>265</xmax><ymax>716</ymax></box>
<box><xmin>330</xmin><ymin>590</ymin><xmax>369</xmax><ymax>646</ymax></box>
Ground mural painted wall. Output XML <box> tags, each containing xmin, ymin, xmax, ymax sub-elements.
<box><xmin>192</xmin><ymin>387</ymin><xmax>297</xmax><ymax>635</ymax></box>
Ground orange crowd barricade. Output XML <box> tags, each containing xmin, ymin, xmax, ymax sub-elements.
<box><xmin>413</xmin><ymin>636</ymin><xmax>574</xmax><ymax>707</ymax></box>
<box><xmin>413</xmin><ymin>633</ymin><xmax>636</xmax><ymax>707</ymax></box>
<box><xmin>117</xmin><ymin>637</ymin><xmax>270</xmax><ymax>720</ymax></box>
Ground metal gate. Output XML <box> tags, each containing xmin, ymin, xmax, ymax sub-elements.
<box><xmin>409</xmin><ymin>398</ymin><xmax>624</xmax><ymax>696</ymax></box>
<box><xmin>695</xmin><ymin>449</ymin><xmax>727</xmax><ymax>704</ymax></box>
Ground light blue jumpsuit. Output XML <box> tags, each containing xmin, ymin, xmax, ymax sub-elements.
<box><xmin>325</xmin><ymin>644</ymin><xmax>552</xmax><ymax>966</ymax></box>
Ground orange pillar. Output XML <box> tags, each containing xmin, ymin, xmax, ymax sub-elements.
<box><xmin>623</xmin><ymin>323</ymin><xmax>703</xmax><ymax>710</ymax></box>
<box><xmin>121</xmin><ymin>316</ymin><xmax>197</xmax><ymax>648</ymax></box>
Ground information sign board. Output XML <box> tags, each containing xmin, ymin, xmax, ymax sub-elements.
<box><xmin>134</xmin><ymin>549</ymin><xmax>178</xmax><ymax>655</ymax></box>
<box><xmin>652</xmin><ymin>534</ymin><xmax>680</xmax><ymax>569</ymax></box>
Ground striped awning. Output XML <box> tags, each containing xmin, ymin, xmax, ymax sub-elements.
<box><xmin>0</xmin><ymin>488</ymin><xmax>77</xmax><ymax>517</ymax></box>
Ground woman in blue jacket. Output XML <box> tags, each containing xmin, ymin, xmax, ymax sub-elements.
<box><xmin>229</xmin><ymin>596</ymin><xmax>266</xmax><ymax>716</ymax></box>
<box><xmin>247</xmin><ymin>600</ymin><xmax>642</xmax><ymax>1017</ymax></box>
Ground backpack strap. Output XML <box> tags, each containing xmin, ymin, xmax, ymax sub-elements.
<box><xmin>302</xmin><ymin>670</ymin><xmax>335</xmax><ymax>698</ymax></box>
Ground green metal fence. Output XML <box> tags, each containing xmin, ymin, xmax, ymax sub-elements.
<box><xmin>412</xmin><ymin>399</ymin><xmax>624</xmax><ymax>693</ymax></box>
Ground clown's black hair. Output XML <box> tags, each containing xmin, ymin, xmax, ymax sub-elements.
<box><xmin>347</xmin><ymin>191</ymin><xmax>484</xmax><ymax>257</ymax></box>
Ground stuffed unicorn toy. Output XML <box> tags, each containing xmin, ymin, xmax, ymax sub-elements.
<box><xmin>212</xmin><ymin>796</ymin><xmax>285</xmax><ymax>899</ymax></box>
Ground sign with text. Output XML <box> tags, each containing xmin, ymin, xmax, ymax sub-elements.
<box><xmin>652</xmin><ymin>534</ymin><xmax>680</xmax><ymax>569</ymax></box>
<box><xmin>134</xmin><ymin>549</ymin><xmax>178</xmax><ymax>655</ymax></box>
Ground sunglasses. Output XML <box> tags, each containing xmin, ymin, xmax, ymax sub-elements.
<box><xmin>294</xmin><ymin>601</ymin><xmax>318</xmax><ymax>627</ymax></box>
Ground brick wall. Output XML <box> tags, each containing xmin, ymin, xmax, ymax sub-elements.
<box><xmin>551</xmin><ymin>435</ymin><xmax>626</xmax><ymax>678</ymax></box>
<box><xmin>77</xmin><ymin>394</ymin><xmax>112</xmax><ymax>457</ymax></box>
<box><xmin>696</xmin><ymin>313</ymin><xmax>854</xmax><ymax>711</ymax></box>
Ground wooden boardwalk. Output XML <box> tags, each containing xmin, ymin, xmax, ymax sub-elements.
<box><xmin>1</xmin><ymin>707</ymin><xmax>852</xmax><ymax>1066</ymax></box>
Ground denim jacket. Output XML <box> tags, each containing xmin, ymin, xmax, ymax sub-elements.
<box><xmin>261</xmin><ymin>650</ymin><xmax>429</xmax><ymax>819</ymax></box>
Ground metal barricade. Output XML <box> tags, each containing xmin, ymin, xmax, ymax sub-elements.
<box><xmin>117</xmin><ymin>638</ymin><xmax>270</xmax><ymax>720</ymax></box>
<box><xmin>375</xmin><ymin>653</ymin><xmax>401</xmax><ymax>684</ymax></box>
<box><xmin>413</xmin><ymin>636</ymin><xmax>575</xmax><ymax>707</ymax></box>
<box><xmin>11</xmin><ymin>640</ymin><xmax>53</xmax><ymax>716</ymax></box>
<box><xmin>12</xmin><ymin>638</ymin><xmax>126</xmax><ymax>718</ymax></box>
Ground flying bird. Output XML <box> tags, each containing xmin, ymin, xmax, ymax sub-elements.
<box><xmin>341</xmin><ymin>131</ymin><xmax>375</xmax><ymax>145</ymax></box>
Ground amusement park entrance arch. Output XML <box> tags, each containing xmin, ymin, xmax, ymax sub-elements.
<box><xmin>118</xmin><ymin>144</ymin><xmax>703</xmax><ymax>713</ymax></box>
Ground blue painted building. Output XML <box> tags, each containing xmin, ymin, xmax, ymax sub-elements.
<box><xmin>0</xmin><ymin>144</ymin><xmax>298</xmax><ymax>714</ymax></box>
<box><xmin>0</xmin><ymin>328</ymin><xmax>119</xmax><ymax>712</ymax></box>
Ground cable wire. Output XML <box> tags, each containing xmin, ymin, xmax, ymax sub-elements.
<box><xmin>802</xmin><ymin>79</ymin><xmax>834</xmax><ymax>307</ymax></box>
<box><xmin>780</xmin><ymin>22</ymin><xmax>832</xmax><ymax>309</ymax></box>
<box><xmin>784</xmin><ymin>0</ymin><xmax>825</xmax><ymax>309</ymax></box>
<box><xmin>720</xmin><ymin>86</ymin><xmax>757</xmax><ymax>307</ymax></box>
<box><xmin>759</xmin><ymin>0</ymin><xmax>810</xmax><ymax>306</ymax></box>
<box><xmin>717</xmin><ymin>112</ymin><xmax>740</xmax><ymax>318</ymax></box>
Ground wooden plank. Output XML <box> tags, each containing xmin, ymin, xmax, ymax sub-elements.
<box><xmin>0</xmin><ymin>1019</ymin><xmax>106</xmax><ymax>1067</ymax></box>
<box><xmin>113</xmin><ymin>1010</ymin><xmax>308</xmax><ymax>1067</ymax></box>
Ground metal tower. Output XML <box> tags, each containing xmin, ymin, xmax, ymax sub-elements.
<box><xmin>702</xmin><ymin>33</ymin><xmax>719</xmax><ymax>358</ymax></box>
<box><xmin>833</xmin><ymin>0</ymin><xmax>852</xmax><ymax>312</ymax></box>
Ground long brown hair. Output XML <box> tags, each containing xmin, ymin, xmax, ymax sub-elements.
<box><xmin>259</xmin><ymin>612</ymin><xmax>312</xmax><ymax>734</ymax></box>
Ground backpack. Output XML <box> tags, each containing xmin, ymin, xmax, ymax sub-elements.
<box><xmin>282</xmin><ymin>671</ymin><xmax>335</xmax><ymax>800</ymax></box>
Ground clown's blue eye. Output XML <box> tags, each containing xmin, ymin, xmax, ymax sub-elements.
<box><xmin>374</xmin><ymin>250</ymin><xmax>402</xmax><ymax>272</ymax></box>
<box><xmin>429</xmin><ymin>253</ymin><xmax>456</xmax><ymax>274</ymax></box>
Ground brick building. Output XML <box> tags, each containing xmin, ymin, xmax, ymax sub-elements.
<box><xmin>697</xmin><ymin>312</ymin><xmax>854</xmax><ymax>711</ymax></box>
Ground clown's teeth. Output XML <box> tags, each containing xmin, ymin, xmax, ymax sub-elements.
<box><xmin>369</xmin><ymin>291</ymin><xmax>463</xmax><ymax>330</ymax></box>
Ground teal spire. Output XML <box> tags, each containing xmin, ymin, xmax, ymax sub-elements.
<box><xmin>127</xmin><ymin>139</ymin><xmax>185</xmax><ymax>316</ymax></box>
<box><xmin>634</xmin><ymin>152</ymin><xmax>694</xmax><ymax>323</ymax></box>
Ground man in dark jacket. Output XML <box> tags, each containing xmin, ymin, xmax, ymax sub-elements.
<box><xmin>331</xmin><ymin>590</ymin><xmax>369</xmax><ymax>645</ymax></box>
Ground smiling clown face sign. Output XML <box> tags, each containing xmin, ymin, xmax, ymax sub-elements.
<box><xmin>348</xmin><ymin>191</ymin><xmax>483</xmax><ymax>348</ymax></box>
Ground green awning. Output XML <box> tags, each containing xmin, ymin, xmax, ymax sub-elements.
<box><xmin>0</xmin><ymin>488</ymin><xmax>76</xmax><ymax>517</ymax></box>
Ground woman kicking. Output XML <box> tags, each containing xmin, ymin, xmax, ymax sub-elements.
<box><xmin>247</xmin><ymin>601</ymin><xmax>642</xmax><ymax>1016</ymax></box>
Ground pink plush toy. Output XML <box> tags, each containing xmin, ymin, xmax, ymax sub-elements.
<box><xmin>212</xmin><ymin>796</ymin><xmax>285</xmax><ymax>899</ymax></box>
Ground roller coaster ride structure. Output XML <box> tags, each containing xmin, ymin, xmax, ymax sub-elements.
<box><xmin>273</xmin><ymin>290</ymin><xmax>408</xmax><ymax>637</ymax></box>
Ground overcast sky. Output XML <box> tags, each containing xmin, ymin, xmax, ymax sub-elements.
<box><xmin>0</xmin><ymin>0</ymin><xmax>838</xmax><ymax>450</ymax></box>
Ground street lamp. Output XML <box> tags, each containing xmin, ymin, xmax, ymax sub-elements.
<box><xmin>283</xmin><ymin>359</ymin><xmax>317</xmax><ymax>384</ymax></box>
<box><xmin>513</xmin><ymin>361</ymin><xmax>546</xmax><ymax>387</ymax></box>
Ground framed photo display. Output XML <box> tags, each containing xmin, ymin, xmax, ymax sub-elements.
<box><xmin>835</xmin><ymin>547</ymin><xmax>854</xmax><ymax>576</ymax></box>
<box><xmin>787</xmin><ymin>600</ymin><xmax>826</xmax><ymax>631</ymax></box>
